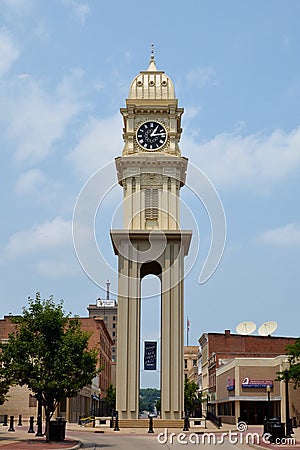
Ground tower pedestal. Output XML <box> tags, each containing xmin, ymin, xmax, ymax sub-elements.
<box><xmin>111</xmin><ymin>230</ymin><xmax>192</xmax><ymax>420</ymax></box>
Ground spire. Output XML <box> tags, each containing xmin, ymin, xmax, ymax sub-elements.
<box><xmin>147</xmin><ymin>43</ymin><xmax>157</xmax><ymax>71</ymax></box>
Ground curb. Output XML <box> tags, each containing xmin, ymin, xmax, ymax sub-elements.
<box><xmin>53</xmin><ymin>443</ymin><xmax>81</xmax><ymax>450</ymax></box>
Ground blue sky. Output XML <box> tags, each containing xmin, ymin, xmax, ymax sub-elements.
<box><xmin>1</xmin><ymin>0</ymin><xmax>300</xmax><ymax>379</ymax></box>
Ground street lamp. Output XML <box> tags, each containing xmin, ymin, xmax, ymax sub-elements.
<box><xmin>266</xmin><ymin>385</ymin><xmax>271</xmax><ymax>421</ymax></box>
<box><xmin>282</xmin><ymin>360</ymin><xmax>292</xmax><ymax>438</ymax></box>
<box><xmin>206</xmin><ymin>393</ymin><xmax>210</xmax><ymax>416</ymax></box>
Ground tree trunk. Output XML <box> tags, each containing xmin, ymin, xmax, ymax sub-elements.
<box><xmin>45</xmin><ymin>410</ymin><xmax>51</xmax><ymax>443</ymax></box>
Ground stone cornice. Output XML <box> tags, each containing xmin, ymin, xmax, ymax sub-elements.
<box><xmin>115</xmin><ymin>155</ymin><xmax>188</xmax><ymax>186</ymax></box>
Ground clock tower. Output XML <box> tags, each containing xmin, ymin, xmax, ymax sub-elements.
<box><xmin>111</xmin><ymin>49</ymin><xmax>192</xmax><ymax>422</ymax></box>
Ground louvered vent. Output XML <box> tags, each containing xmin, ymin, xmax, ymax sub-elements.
<box><xmin>145</xmin><ymin>189</ymin><xmax>159</xmax><ymax>219</ymax></box>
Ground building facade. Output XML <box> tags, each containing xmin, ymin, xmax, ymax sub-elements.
<box><xmin>0</xmin><ymin>315</ymin><xmax>113</xmax><ymax>423</ymax></box>
<box><xmin>198</xmin><ymin>329</ymin><xmax>298</xmax><ymax>425</ymax></box>
<box><xmin>216</xmin><ymin>356</ymin><xmax>300</xmax><ymax>426</ymax></box>
<box><xmin>184</xmin><ymin>346</ymin><xmax>199</xmax><ymax>384</ymax></box>
<box><xmin>87</xmin><ymin>298</ymin><xmax>118</xmax><ymax>363</ymax></box>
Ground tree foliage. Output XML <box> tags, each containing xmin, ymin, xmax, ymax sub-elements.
<box><xmin>105</xmin><ymin>383</ymin><xmax>116</xmax><ymax>414</ymax></box>
<box><xmin>285</xmin><ymin>338</ymin><xmax>300</xmax><ymax>387</ymax></box>
<box><xmin>184</xmin><ymin>378</ymin><xmax>199</xmax><ymax>415</ymax></box>
<box><xmin>0</xmin><ymin>293</ymin><xmax>99</xmax><ymax>441</ymax></box>
<box><xmin>0</xmin><ymin>378</ymin><xmax>10</xmax><ymax>406</ymax></box>
<box><xmin>139</xmin><ymin>388</ymin><xmax>160</xmax><ymax>414</ymax></box>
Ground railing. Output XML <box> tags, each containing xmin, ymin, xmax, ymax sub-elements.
<box><xmin>206</xmin><ymin>411</ymin><xmax>222</xmax><ymax>428</ymax></box>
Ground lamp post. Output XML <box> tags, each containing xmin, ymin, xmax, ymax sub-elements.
<box><xmin>282</xmin><ymin>360</ymin><xmax>292</xmax><ymax>438</ymax></box>
<box><xmin>266</xmin><ymin>385</ymin><xmax>271</xmax><ymax>421</ymax></box>
<box><xmin>206</xmin><ymin>393</ymin><xmax>210</xmax><ymax>417</ymax></box>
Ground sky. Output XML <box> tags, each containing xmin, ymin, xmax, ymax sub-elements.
<box><xmin>1</xmin><ymin>0</ymin><xmax>300</xmax><ymax>387</ymax></box>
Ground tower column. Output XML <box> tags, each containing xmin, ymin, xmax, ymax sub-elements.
<box><xmin>115</xmin><ymin>241</ymin><xmax>141</xmax><ymax>419</ymax></box>
<box><xmin>161</xmin><ymin>241</ymin><xmax>184</xmax><ymax>419</ymax></box>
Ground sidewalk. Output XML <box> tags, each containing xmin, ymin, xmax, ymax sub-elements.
<box><xmin>247</xmin><ymin>425</ymin><xmax>300</xmax><ymax>449</ymax></box>
<box><xmin>0</xmin><ymin>425</ymin><xmax>79</xmax><ymax>449</ymax></box>
<box><xmin>1</xmin><ymin>422</ymin><xmax>299</xmax><ymax>448</ymax></box>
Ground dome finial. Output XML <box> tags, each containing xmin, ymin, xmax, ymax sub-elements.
<box><xmin>150</xmin><ymin>43</ymin><xmax>155</xmax><ymax>61</ymax></box>
<box><xmin>147</xmin><ymin>43</ymin><xmax>157</xmax><ymax>71</ymax></box>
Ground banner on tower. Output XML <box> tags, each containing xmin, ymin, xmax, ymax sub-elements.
<box><xmin>144</xmin><ymin>341</ymin><xmax>157</xmax><ymax>370</ymax></box>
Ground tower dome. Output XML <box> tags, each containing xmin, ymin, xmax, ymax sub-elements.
<box><xmin>128</xmin><ymin>48</ymin><xmax>175</xmax><ymax>100</ymax></box>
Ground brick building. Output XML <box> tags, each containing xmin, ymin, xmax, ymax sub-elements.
<box><xmin>198</xmin><ymin>330</ymin><xmax>298</xmax><ymax>425</ymax></box>
<box><xmin>216</xmin><ymin>355</ymin><xmax>300</xmax><ymax>426</ymax></box>
<box><xmin>87</xmin><ymin>298</ymin><xmax>118</xmax><ymax>364</ymax></box>
<box><xmin>0</xmin><ymin>315</ymin><xmax>113</xmax><ymax>423</ymax></box>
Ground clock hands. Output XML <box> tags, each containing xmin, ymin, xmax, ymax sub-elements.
<box><xmin>137</xmin><ymin>121</ymin><xmax>167</xmax><ymax>150</ymax></box>
<box><xmin>150</xmin><ymin>125</ymin><xmax>158</xmax><ymax>136</ymax></box>
<box><xmin>150</xmin><ymin>126</ymin><xmax>166</xmax><ymax>138</ymax></box>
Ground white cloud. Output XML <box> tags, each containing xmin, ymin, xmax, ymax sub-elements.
<box><xmin>0</xmin><ymin>0</ymin><xmax>34</xmax><ymax>15</ymax></box>
<box><xmin>187</xmin><ymin>66</ymin><xmax>217</xmax><ymax>88</ymax></box>
<box><xmin>4</xmin><ymin>217</ymin><xmax>72</xmax><ymax>259</ymax></box>
<box><xmin>0</xmin><ymin>72</ymin><xmax>84</xmax><ymax>164</ymax></box>
<box><xmin>14</xmin><ymin>169</ymin><xmax>64</xmax><ymax>204</ymax></box>
<box><xmin>259</xmin><ymin>223</ymin><xmax>300</xmax><ymax>248</ymax></box>
<box><xmin>0</xmin><ymin>28</ymin><xmax>19</xmax><ymax>76</ymax></box>
<box><xmin>184</xmin><ymin>105</ymin><xmax>202</xmax><ymax>120</ymax></box>
<box><xmin>183</xmin><ymin>126</ymin><xmax>300</xmax><ymax>191</ymax></box>
<box><xmin>68</xmin><ymin>114</ymin><xmax>123</xmax><ymax>177</ymax></box>
<box><xmin>61</xmin><ymin>0</ymin><xmax>90</xmax><ymax>25</ymax></box>
<box><xmin>14</xmin><ymin>169</ymin><xmax>46</xmax><ymax>194</ymax></box>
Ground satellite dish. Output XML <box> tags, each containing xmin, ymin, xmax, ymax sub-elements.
<box><xmin>258</xmin><ymin>321</ymin><xmax>278</xmax><ymax>336</ymax></box>
<box><xmin>236</xmin><ymin>321</ymin><xmax>256</xmax><ymax>335</ymax></box>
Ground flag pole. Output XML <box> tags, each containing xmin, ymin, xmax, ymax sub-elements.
<box><xmin>187</xmin><ymin>317</ymin><xmax>190</xmax><ymax>346</ymax></box>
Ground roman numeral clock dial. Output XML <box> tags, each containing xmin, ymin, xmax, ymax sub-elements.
<box><xmin>136</xmin><ymin>121</ymin><xmax>167</xmax><ymax>151</ymax></box>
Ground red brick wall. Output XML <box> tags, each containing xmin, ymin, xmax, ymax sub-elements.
<box><xmin>0</xmin><ymin>315</ymin><xmax>113</xmax><ymax>397</ymax></box>
<box><xmin>209</xmin><ymin>332</ymin><xmax>296</xmax><ymax>361</ymax></box>
<box><xmin>72</xmin><ymin>317</ymin><xmax>113</xmax><ymax>397</ymax></box>
<box><xmin>207</xmin><ymin>331</ymin><xmax>296</xmax><ymax>391</ymax></box>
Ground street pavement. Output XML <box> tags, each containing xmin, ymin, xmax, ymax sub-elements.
<box><xmin>0</xmin><ymin>422</ymin><xmax>299</xmax><ymax>449</ymax></box>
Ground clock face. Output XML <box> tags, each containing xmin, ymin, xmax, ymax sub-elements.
<box><xmin>136</xmin><ymin>121</ymin><xmax>167</xmax><ymax>151</ymax></box>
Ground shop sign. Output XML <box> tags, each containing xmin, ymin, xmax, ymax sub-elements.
<box><xmin>96</xmin><ymin>299</ymin><xmax>115</xmax><ymax>307</ymax></box>
<box><xmin>242</xmin><ymin>377</ymin><xmax>273</xmax><ymax>388</ymax></box>
<box><xmin>226</xmin><ymin>376</ymin><xmax>235</xmax><ymax>391</ymax></box>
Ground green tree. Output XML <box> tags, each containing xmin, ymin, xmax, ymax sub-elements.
<box><xmin>0</xmin><ymin>378</ymin><xmax>10</xmax><ymax>405</ymax></box>
<box><xmin>0</xmin><ymin>293</ymin><xmax>99</xmax><ymax>442</ymax></box>
<box><xmin>155</xmin><ymin>398</ymin><xmax>161</xmax><ymax>416</ymax></box>
<box><xmin>105</xmin><ymin>383</ymin><xmax>116</xmax><ymax>415</ymax></box>
<box><xmin>139</xmin><ymin>388</ymin><xmax>160</xmax><ymax>414</ymax></box>
<box><xmin>184</xmin><ymin>378</ymin><xmax>199</xmax><ymax>415</ymax></box>
<box><xmin>284</xmin><ymin>338</ymin><xmax>300</xmax><ymax>386</ymax></box>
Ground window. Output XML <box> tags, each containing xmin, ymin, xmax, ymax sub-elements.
<box><xmin>112</xmin><ymin>331</ymin><xmax>115</xmax><ymax>337</ymax></box>
<box><xmin>112</xmin><ymin>347</ymin><xmax>115</xmax><ymax>353</ymax></box>
<box><xmin>59</xmin><ymin>397</ymin><xmax>66</xmax><ymax>413</ymax></box>
<box><xmin>113</xmin><ymin>323</ymin><xmax>116</xmax><ymax>329</ymax></box>
<box><xmin>184</xmin><ymin>359</ymin><xmax>187</xmax><ymax>369</ymax></box>
<box><xmin>104</xmin><ymin>315</ymin><xmax>108</xmax><ymax>320</ymax></box>
<box><xmin>113</xmin><ymin>316</ymin><xmax>116</xmax><ymax>321</ymax></box>
<box><xmin>145</xmin><ymin>189</ymin><xmax>159</xmax><ymax>219</ymax></box>
<box><xmin>217</xmin><ymin>402</ymin><xmax>235</xmax><ymax>416</ymax></box>
<box><xmin>193</xmin><ymin>359</ymin><xmax>197</xmax><ymax>367</ymax></box>
<box><xmin>29</xmin><ymin>394</ymin><xmax>37</xmax><ymax>407</ymax></box>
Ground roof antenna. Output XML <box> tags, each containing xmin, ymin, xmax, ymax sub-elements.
<box><xmin>106</xmin><ymin>280</ymin><xmax>111</xmax><ymax>300</ymax></box>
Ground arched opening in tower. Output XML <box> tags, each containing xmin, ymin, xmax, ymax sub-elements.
<box><xmin>139</xmin><ymin>261</ymin><xmax>162</xmax><ymax>418</ymax></box>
